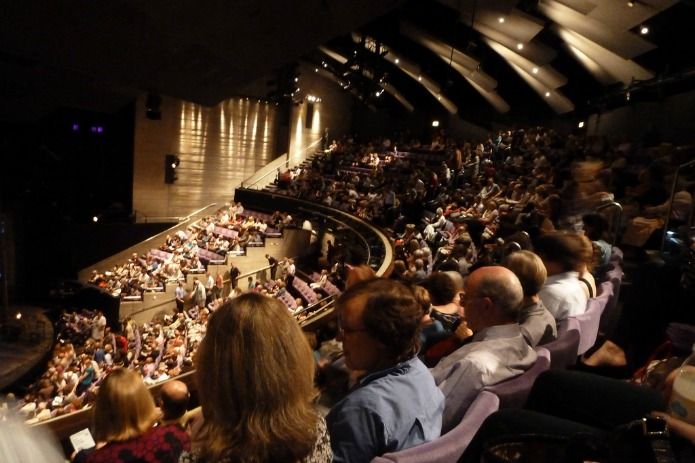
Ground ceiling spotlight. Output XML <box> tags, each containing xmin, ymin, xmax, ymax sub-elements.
<box><xmin>314</xmin><ymin>68</ymin><xmax>319</xmax><ymax>72</ymax></box>
<box><xmin>294</xmin><ymin>77</ymin><xmax>299</xmax><ymax>82</ymax></box>
<box><xmin>627</xmin><ymin>1</ymin><xmax>635</xmax><ymax>7</ymax></box>
<box><xmin>516</xmin><ymin>43</ymin><xmax>524</xmax><ymax>50</ymax></box>
<box><xmin>578</xmin><ymin>121</ymin><xmax>585</xmax><ymax>128</ymax></box>
<box><xmin>92</xmin><ymin>216</ymin><xmax>99</xmax><ymax>223</ymax></box>
<box><xmin>418</xmin><ymin>76</ymin><xmax>422</xmax><ymax>81</ymax></box>
<box><xmin>532</xmin><ymin>67</ymin><xmax>539</xmax><ymax>74</ymax></box>
<box><xmin>395</xmin><ymin>58</ymin><xmax>400</xmax><ymax>64</ymax></box>
<box><xmin>640</xmin><ymin>25</ymin><xmax>649</xmax><ymax>35</ymax></box>
<box><xmin>322</xmin><ymin>62</ymin><xmax>328</xmax><ymax>68</ymax></box>
<box><xmin>437</xmin><ymin>95</ymin><xmax>442</xmax><ymax>101</ymax></box>
<box><xmin>16</xmin><ymin>312</ymin><xmax>22</xmax><ymax>320</ymax></box>
<box><xmin>432</xmin><ymin>120</ymin><xmax>440</xmax><ymax>127</ymax></box>
<box><xmin>498</xmin><ymin>17</ymin><xmax>505</xmax><ymax>23</ymax></box>
<box><xmin>544</xmin><ymin>91</ymin><xmax>551</xmax><ymax>98</ymax></box>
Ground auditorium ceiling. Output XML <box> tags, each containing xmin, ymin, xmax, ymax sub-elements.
<box><xmin>2</xmin><ymin>0</ymin><xmax>694</xmax><ymax>121</ymax></box>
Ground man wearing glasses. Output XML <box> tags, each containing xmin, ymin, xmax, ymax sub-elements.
<box><xmin>430</xmin><ymin>266</ymin><xmax>537</xmax><ymax>432</ymax></box>
<box><xmin>326</xmin><ymin>278</ymin><xmax>444</xmax><ymax>463</ymax></box>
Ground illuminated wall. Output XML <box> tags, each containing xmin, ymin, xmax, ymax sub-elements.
<box><xmin>288</xmin><ymin>63</ymin><xmax>353</xmax><ymax>161</ymax></box>
<box><xmin>133</xmin><ymin>94</ymin><xmax>277</xmax><ymax>220</ymax></box>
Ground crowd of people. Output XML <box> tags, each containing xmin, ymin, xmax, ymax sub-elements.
<box><xmin>87</xmin><ymin>202</ymin><xmax>292</xmax><ymax>300</ymax></box>
<box><xmin>2</xmin><ymin>126</ymin><xmax>694</xmax><ymax>462</ymax></box>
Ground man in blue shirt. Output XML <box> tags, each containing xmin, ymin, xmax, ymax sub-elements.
<box><xmin>327</xmin><ymin>278</ymin><xmax>444</xmax><ymax>462</ymax></box>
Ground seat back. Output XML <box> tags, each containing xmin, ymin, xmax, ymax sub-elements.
<box><xmin>482</xmin><ymin>347</ymin><xmax>551</xmax><ymax>409</ymax></box>
<box><xmin>572</xmin><ymin>283</ymin><xmax>612</xmax><ymax>356</ymax></box>
<box><xmin>371</xmin><ymin>391</ymin><xmax>500</xmax><ymax>463</ymax></box>
<box><xmin>542</xmin><ymin>318</ymin><xmax>580</xmax><ymax>369</ymax></box>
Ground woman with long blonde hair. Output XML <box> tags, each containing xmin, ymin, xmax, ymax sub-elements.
<box><xmin>182</xmin><ymin>292</ymin><xmax>331</xmax><ymax>463</ymax></box>
<box><xmin>86</xmin><ymin>368</ymin><xmax>189</xmax><ymax>463</ymax></box>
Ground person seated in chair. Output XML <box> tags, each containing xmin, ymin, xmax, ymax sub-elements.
<box><xmin>430</xmin><ymin>266</ymin><xmax>537</xmax><ymax>430</ymax></box>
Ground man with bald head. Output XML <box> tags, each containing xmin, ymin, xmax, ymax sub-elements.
<box><xmin>430</xmin><ymin>266</ymin><xmax>537</xmax><ymax>431</ymax></box>
<box><xmin>158</xmin><ymin>380</ymin><xmax>190</xmax><ymax>426</ymax></box>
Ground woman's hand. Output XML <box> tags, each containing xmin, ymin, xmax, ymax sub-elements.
<box><xmin>651</xmin><ymin>411</ymin><xmax>695</xmax><ymax>445</ymax></box>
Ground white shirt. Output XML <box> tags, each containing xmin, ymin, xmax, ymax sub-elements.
<box><xmin>539</xmin><ymin>271</ymin><xmax>587</xmax><ymax>321</ymax></box>
<box><xmin>430</xmin><ymin>324</ymin><xmax>537</xmax><ymax>430</ymax></box>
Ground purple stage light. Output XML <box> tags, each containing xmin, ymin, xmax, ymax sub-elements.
<box><xmin>72</xmin><ymin>124</ymin><xmax>80</xmax><ymax>131</ymax></box>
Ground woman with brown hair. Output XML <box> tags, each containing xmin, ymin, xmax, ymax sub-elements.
<box><xmin>181</xmin><ymin>292</ymin><xmax>331</xmax><ymax>463</ymax></box>
<box><xmin>85</xmin><ymin>368</ymin><xmax>189</xmax><ymax>463</ymax></box>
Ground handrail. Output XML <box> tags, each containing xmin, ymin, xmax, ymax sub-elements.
<box><xmin>661</xmin><ymin>159</ymin><xmax>695</xmax><ymax>253</ymax></box>
<box><xmin>79</xmin><ymin>202</ymin><xmax>220</xmax><ymax>281</ymax></box>
<box><xmin>296</xmin><ymin>207</ymin><xmax>371</xmax><ymax>265</ymax></box>
<box><xmin>595</xmin><ymin>201</ymin><xmax>623</xmax><ymax>245</ymax></box>
<box><xmin>241</xmin><ymin>138</ymin><xmax>322</xmax><ymax>189</ymax></box>
<box><xmin>234</xmin><ymin>189</ymin><xmax>394</xmax><ymax>277</ymax></box>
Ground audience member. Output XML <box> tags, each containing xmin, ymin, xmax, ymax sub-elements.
<box><xmin>182</xmin><ymin>293</ymin><xmax>331</xmax><ymax>463</ymax></box>
<box><xmin>326</xmin><ymin>278</ymin><xmax>444</xmax><ymax>462</ymax></box>
<box><xmin>503</xmin><ymin>250</ymin><xmax>557</xmax><ymax>346</ymax></box>
<box><xmin>85</xmin><ymin>368</ymin><xmax>190</xmax><ymax>463</ymax></box>
<box><xmin>430</xmin><ymin>266</ymin><xmax>536</xmax><ymax>431</ymax></box>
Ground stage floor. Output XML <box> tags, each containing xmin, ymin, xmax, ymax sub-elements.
<box><xmin>0</xmin><ymin>306</ymin><xmax>54</xmax><ymax>392</ymax></box>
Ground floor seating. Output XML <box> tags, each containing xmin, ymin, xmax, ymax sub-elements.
<box><xmin>371</xmin><ymin>391</ymin><xmax>500</xmax><ymax>463</ymax></box>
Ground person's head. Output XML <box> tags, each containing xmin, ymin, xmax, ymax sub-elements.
<box><xmin>462</xmin><ymin>266</ymin><xmax>523</xmax><ymax>331</ymax></box>
<box><xmin>410</xmin><ymin>285</ymin><xmax>432</xmax><ymax>317</ymax></box>
<box><xmin>336</xmin><ymin>278</ymin><xmax>421</xmax><ymax>371</ymax></box>
<box><xmin>423</xmin><ymin>271</ymin><xmax>464</xmax><ymax>308</ymax></box>
<box><xmin>533</xmin><ymin>232</ymin><xmax>585</xmax><ymax>275</ymax></box>
<box><xmin>195</xmin><ymin>293</ymin><xmax>318</xmax><ymax>461</ymax></box>
<box><xmin>503</xmin><ymin>250</ymin><xmax>547</xmax><ymax>298</ymax></box>
<box><xmin>159</xmin><ymin>380</ymin><xmax>190</xmax><ymax>421</ymax></box>
<box><xmin>582</xmin><ymin>213</ymin><xmax>609</xmax><ymax>241</ymax></box>
<box><xmin>92</xmin><ymin>368</ymin><xmax>159</xmax><ymax>442</ymax></box>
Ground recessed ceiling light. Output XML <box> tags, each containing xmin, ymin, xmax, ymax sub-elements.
<box><xmin>498</xmin><ymin>17</ymin><xmax>505</xmax><ymax>23</ymax></box>
<box><xmin>395</xmin><ymin>58</ymin><xmax>400</xmax><ymax>64</ymax></box>
<box><xmin>640</xmin><ymin>25</ymin><xmax>649</xmax><ymax>35</ymax></box>
<box><xmin>418</xmin><ymin>76</ymin><xmax>422</xmax><ymax>81</ymax></box>
<box><xmin>544</xmin><ymin>91</ymin><xmax>551</xmax><ymax>98</ymax></box>
<box><xmin>517</xmin><ymin>43</ymin><xmax>524</xmax><ymax>50</ymax></box>
<box><xmin>627</xmin><ymin>1</ymin><xmax>635</xmax><ymax>7</ymax></box>
<box><xmin>578</xmin><ymin>121</ymin><xmax>585</xmax><ymax>128</ymax></box>
<box><xmin>532</xmin><ymin>67</ymin><xmax>539</xmax><ymax>74</ymax></box>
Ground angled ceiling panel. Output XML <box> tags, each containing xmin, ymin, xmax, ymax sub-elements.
<box><xmin>484</xmin><ymin>38</ymin><xmax>569</xmax><ymax>89</ymax></box>
<box><xmin>555</xmin><ymin>26</ymin><xmax>655</xmax><ymax>84</ymax></box>
<box><xmin>508</xmin><ymin>62</ymin><xmax>575</xmax><ymax>113</ymax></box>
<box><xmin>475</xmin><ymin>8</ymin><xmax>546</xmax><ymax>42</ymax></box>
<box><xmin>539</xmin><ymin>0</ymin><xmax>656</xmax><ymax>59</ymax></box>
<box><xmin>586</xmin><ymin>0</ymin><xmax>678</xmax><ymax>30</ymax></box>
<box><xmin>475</xmin><ymin>22</ymin><xmax>558</xmax><ymax>65</ymax></box>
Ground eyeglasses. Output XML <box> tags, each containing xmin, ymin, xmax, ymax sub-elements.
<box><xmin>337</xmin><ymin>318</ymin><xmax>367</xmax><ymax>334</ymax></box>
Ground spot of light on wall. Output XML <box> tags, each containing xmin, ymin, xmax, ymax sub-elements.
<box><xmin>431</xmin><ymin>120</ymin><xmax>440</xmax><ymax>127</ymax></box>
<box><xmin>312</xmin><ymin>107</ymin><xmax>320</xmax><ymax>133</ymax></box>
<box><xmin>578</xmin><ymin>121</ymin><xmax>585</xmax><ymax>128</ymax></box>
<box><xmin>640</xmin><ymin>25</ymin><xmax>649</xmax><ymax>35</ymax></box>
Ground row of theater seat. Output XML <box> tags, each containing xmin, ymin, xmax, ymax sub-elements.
<box><xmin>370</xmin><ymin>248</ymin><xmax>625</xmax><ymax>463</ymax></box>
